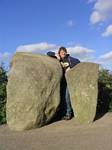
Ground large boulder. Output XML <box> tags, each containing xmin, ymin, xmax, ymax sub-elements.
<box><xmin>6</xmin><ymin>52</ymin><xmax>63</xmax><ymax>131</ymax></box>
<box><xmin>66</xmin><ymin>62</ymin><xmax>99</xmax><ymax>123</ymax></box>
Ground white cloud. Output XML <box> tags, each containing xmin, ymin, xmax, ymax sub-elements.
<box><xmin>90</xmin><ymin>11</ymin><xmax>105</xmax><ymax>24</ymax></box>
<box><xmin>3</xmin><ymin>52</ymin><xmax>11</xmax><ymax>59</ymax></box>
<box><xmin>0</xmin><ymin>52</ymin><xmax>11</xmax><ymax>60</ymax></box>
<box><xmin>16</xmin><ymin>43</ymin><xmax>96</xmax><ymax>62</ymax></box>
<box><xmin>1</xmin><ymin>43</ymin><xmax>112</xmax><ymax>71</ymax></box>
<box><xmin>16</xmin><ymin>42</ymin><xmax>94</xmax><ymax>57</ymax></box>
<box><xmin>16</xmin><ymin>42</ymin><xmax>58</xmax><ymax>54</ymax></box>
<box><xmin>67</xmin><ymin>20</ymin><xmax>75</xmax><ymax>27</ymax></box>
<box><xmin>90</xmin><ymin>0</ymin><xmax>112</xmax><ymax>24</ymax></box>
<box><xmin>0</xmin><ymin>52</ymin><xmax>12</xmax><ymax>65</ymax></box>
<box><xmin>67</xmin><ymin>46</ymin><xmax>95</xmax><ymax>56</ymax></box>
<box><xmin>102</xmin><ymin>24</ymin><xmax>112</xmax><ymax>37</ymax></box>
<box><xmin>99</xmin><ymin>51</ymin><xmax>112</xmax><ymax>61</ymax></box>
<box><xmin>96</xmin><ymin>53</ymin><xmax>112</xmax><ymax>70</ymax></box>
<box><xmin>67</xmin><ymin>45</ymin><xmax>112</xmax><ymax>70</ymax></box>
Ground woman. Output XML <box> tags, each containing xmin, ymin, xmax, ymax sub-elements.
<box><xmin>47</xmin><ymin>47</ymin><xmax>80</xmax><ymax>120</ymax></box>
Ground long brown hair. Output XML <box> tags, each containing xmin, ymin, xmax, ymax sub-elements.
<box><xmin>58</xmin><ymin>47</ymin><xmax>67</xmax><ymax>54</ymax></box>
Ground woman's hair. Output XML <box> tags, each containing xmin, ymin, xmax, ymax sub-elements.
<box><xmin>58</xmin><ymin>47</ymin><xmax>67</xmax><ymax>54</ymax></box>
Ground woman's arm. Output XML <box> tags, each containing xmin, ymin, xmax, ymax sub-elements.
<box><xmin>69</xmin><ymin>56</ymin><xmax>80</xmax><ymax>68</ymax></box>
<box><xmin>47</xmin><ymin>51</ymin><xmax>56</xmax><ymax>57</ymax></box>
<box><xmin>47</xmin><ymin>51</ymin><xmax>60</xmax><ymax>60</ymax></box>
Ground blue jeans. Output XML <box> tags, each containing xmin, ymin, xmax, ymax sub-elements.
<box><xmin>60</xmin><ymin>74</ymin><xmax>72</xmax><ymax>117</ymax></box>
<box><xmin>65</xmin><ymin>86</ymin><xmax>72</xmax><ymax>116</ymax></box>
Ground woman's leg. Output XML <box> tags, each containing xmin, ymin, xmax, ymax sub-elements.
<box><xmin>65</xmin><ymin>86</ymin><xmax>72</xmax><ymax>117</ymax></box>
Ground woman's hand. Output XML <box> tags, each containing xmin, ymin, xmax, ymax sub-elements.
<box><xmin>55</xmin><ymin>53</ymin><xmax>60</xmax><ymax>60</ymax></box>
<box><xmin>65</xmin><ymin>67</ymin><xmax>70</xmax><ymax>73</ymax></box>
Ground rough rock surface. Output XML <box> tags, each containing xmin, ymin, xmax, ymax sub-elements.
<box><xmin>66</xmin><ymin>62</ymin><xmax>99</xmax><ymax>123</ymax></box>
<box><xmin>6</xmin><ymin>52</ymin><xmax>63</xmax><ymax>131</ymax></box>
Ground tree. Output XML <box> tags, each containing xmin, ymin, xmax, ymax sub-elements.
<box><xmin>97</xmin><ymin>69</ymin><xmax>112</xmax><ymax>114</ymax></box>
<box><xmin>0</xmin><ymin>64</ymin><xmax>8</xmax><ymax>124</ymax></box>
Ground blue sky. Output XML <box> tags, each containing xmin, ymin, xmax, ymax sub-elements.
<box><xmin>0</xmin><ymin>0</ymin><xmax>112</xmax><ymax>70</ymax></box>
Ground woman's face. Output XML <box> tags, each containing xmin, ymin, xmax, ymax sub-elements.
<box><xmin>59</xmin><ymin>50</ymin><xmax>67</xmax><ymax>59</ymax></box>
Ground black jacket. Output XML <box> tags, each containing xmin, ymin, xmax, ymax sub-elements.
<box><xmin>47</xmin><ymin>51</ymin><xmax>80</xmax><ymax>69</ymax></box>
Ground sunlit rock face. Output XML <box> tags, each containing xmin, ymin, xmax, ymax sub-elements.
<box><xmin>66</xmin><ymin>62</ymin><xmax>99</xmax><ymax>123</ymax></box>
<box><xmin>7</xmin><ymin>52</ymin><xmax>63</xmax><ymax>131</ymax></box>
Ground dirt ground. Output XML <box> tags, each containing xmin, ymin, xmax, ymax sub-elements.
<box><xmin>0</xmin><ymin>113</ymin><xmax>112</xmax><ymax>150</ymax></box>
